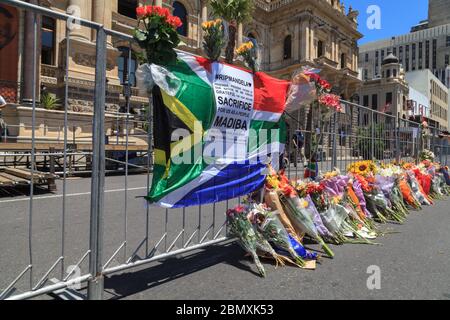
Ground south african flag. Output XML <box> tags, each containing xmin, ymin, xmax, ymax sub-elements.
<box><xmin>147</xmin><ymin>52</ymin><xmax>289</xmax><ymax>208</ymax></box>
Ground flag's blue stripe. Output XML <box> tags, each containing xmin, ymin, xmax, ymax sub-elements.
<box><xmin>171</xmin><ymin>161</ymin><xmax>266</xmax><ymax>208</ymax></box>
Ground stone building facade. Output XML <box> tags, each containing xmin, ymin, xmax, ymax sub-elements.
<box><xmin>358</xmin><ymin>53</ymin><xmax>409</xmax><ymax>121</ymax></box>
<box><xmin>0</xmin><ymin>0</ymin><xmax>361</xmax><ymax>112</ymax></box>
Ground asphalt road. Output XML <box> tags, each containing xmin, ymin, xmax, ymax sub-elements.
<box><xmin>1</xmin><ymin>173</ymin><xmax>450</xmax><ymax>300</ymax></box>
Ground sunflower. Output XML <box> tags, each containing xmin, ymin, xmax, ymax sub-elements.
<box><xmin>348</xmin><ymin>160</ymin><xmax>374</xmax><ymax>177</ymax></box>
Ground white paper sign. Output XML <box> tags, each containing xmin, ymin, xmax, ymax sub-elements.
<box><xmin>203</xmin><ymin>63</ymin><xmax>254</xmax><ymax>164</ymax></box>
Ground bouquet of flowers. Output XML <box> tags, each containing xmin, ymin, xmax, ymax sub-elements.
<box><xmin>398</xmin><ymin>175</ymin><xmax>421</xmax><ymax>209</ymax></box>
<box><xmin>278</xmin><ymin>183</ymin><xmax>335</xmax><ymax>258</ymax></box>
<box><xmin>285</xmin><ymin>67</ymin><xmax>318</xmax><ymax>113</ymax></box>
<box><xmin>251</xmin><ymin>207</ymin><xmax>316</xmax><ymax>265</ymax></box>
<box><xmin>406</xmin><ymin>170</ymin><xmax>432</xmax><ymax>205</ymax></box>
<box><xmin>134</xmin><ymin>5</ymin><xmax>182</xmax><ymax>66</ymax></box>
<box><xmin>294</xmin><ymin>181</ymin><xmax>333</xmax><ymax>239</ymax></box>
<box><xmin>202</xmin><ymin>19</ymin><xmax>225</xmax><ymax>61</ymax></box>
<box><xmin>226</xmin><ymin>206</ymin><xmax>266</xmax><ymax>277</ymax></box>
<box><xmin>236</xmin><ymin>41</ymin><xmax>257</xmax><ymax>73</ymax></box>
<box><xmin>419</xmin><ymin>149</ymin><xmax>435</xmax><ymax>162</ymax></box>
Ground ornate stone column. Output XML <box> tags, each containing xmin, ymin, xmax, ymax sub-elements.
<box><xmin>299</xmin><ymin>17</ymin><xmax>310</xmax><ymax>62</ymax></box>
<box><xmin>92</xmin><ymin>0</ymin><xmax>112</xmax><ymax>45</ymax></box>
<box><xmin>68</xmin><ymin>0</ymin><xmax>91</xmax><ymax>42</ymax></box>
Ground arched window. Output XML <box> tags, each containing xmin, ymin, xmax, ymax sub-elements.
<box><xmin>118</xmin><ymin>47</ymin><xmax>137</xmax><ymax>87</ymax></box>
<box><xmin>173</xmin><ymin>1</ymin><xmax>188</xmax><ymax>36</ymax></box>
<box><xmin>393</xmin><ymin>69</ymin><xmax>397</xmax><ymax>77</ymax></box>
<box><xmin>118</xmin><ymin>0</ymin><xmax>138</xmax><ymax>19</ymax></box>
<box><xmin>317</xmin><ymin>40</ymin><xmax>324</xmax><ymax>58</ymax></box>
<box><xmin>41</xmin><ymin>16</ymin><xmax>56</xmax><ymax>65</ymax></box>
<box><xmin>386</xmin><ymin>69</ymin><xmax>391</xmax><ymax>78</ymax></box>
<box><xmin>283</xmin><ymin>35</ymin><xmax>292</xmax><ymax>60</ymax></box>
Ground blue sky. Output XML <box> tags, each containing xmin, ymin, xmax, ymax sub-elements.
<box><xmin>345</xmin><ymin>0</ymin><xmax>429</xmax><ymax>44</ymax></box>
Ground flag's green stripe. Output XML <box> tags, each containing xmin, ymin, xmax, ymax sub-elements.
<box><xmin>147</xmin><ymin>141</ymin><xmax>207</xmax><ymax>203</ymax></box>
<box><xmin>168</xmin><ymin>59</ymin><xmax>216</xmax><ymax>129</ymax></box>
<box><xmin>248</xmin><ymin>118</ymin><xmax>287</xmax><ymax>153</ymax></box>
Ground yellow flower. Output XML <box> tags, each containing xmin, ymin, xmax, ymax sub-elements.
<box><xmin>348</xmin><ymin>160</ymin><xmax>375</xmax><ymax>177</ymax></box>
<box><xmin>202</xmin><ymin>20</ymin><xmax>216</xmax><ymax>29</ymax></box>
<box><xmin>236</xmin><ymin>41</ymin><xmax>253</xmax><ymax>55</ymax></box>
<box><xmin>300</xmin><ymin>199</ymin><xmax>309</xmax><ymax>209</ymax></box>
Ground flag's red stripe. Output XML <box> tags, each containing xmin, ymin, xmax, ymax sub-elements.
<box><xmin>253</xmin><ymin>72</ymin><xmax>289</xmax><ymax>114</ymax></box>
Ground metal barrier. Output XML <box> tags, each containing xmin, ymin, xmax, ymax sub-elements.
<box><xmin>283</xmin><ymin>100</ymin><xmax>449</xmax><ymax>180</ymax></box>
<box><xmin>0</xmin><ymin>0</ymin><xmax>449</xmax><ymax>301</ymax></box>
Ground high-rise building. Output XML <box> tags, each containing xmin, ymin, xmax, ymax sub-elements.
<box><xmin>428</xmin><ymin>0</ymin><xmax>450</xmax><ymax>29</ymax></box>
<box><xmin>406</xmin><ymin>70</ymin><xmax>449</xmax><ymax>131</ymax></box>
<box><xmin>359</xmin><ymin>0</ymin><xmax>450</xmax><ymax>88</ymax></box>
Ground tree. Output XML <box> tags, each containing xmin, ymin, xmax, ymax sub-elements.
<box><xmin>210</xmin><ymin>0</ymin><xmax>254</xmax><ymax>64</ymax></box>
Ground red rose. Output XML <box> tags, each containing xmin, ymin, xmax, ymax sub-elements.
<box><xmin>136</xmin><ymin>6</ymin><xmax>146</xmax><ymax>18</ymax></box>
<box><xmin>168</xmin><ymin>15</ymin><xmax>183</xmax><ymax>28</ymax></box>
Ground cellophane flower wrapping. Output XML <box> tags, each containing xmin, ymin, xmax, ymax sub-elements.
<box><xmin>285</xmin><ymin>67</ymin><xmax>318</xmax><ymax>113</ymax></box>
<box><xmin>226</xmin><ymin>206</ymin><xmax>266</xmax><ymax>277</ymax></box>
<box><xmin>407</xmin><ymin>171</ymin><xmax>432</xmax><ymax>205</ymax></box>
<box><xmin>319</xmin><ymin>204</ymin><xmax>348</xmax><ymax>237</ymax></box>
<box><xmin>280</xmin><ymin>192</ymin><xmax>334</xmax><ymax>257</ymax></box>
<box><xmin>304</xmin><ymin>195</ymin><xmax>333</xmax><ymax>238</ymax></box>
<box><xmin>352</xmin><ymin>179</ymin><xmax>372</xmax><ymax>218</ymax></box>
<box><xmin>256</xmin><ymin>210</ymin><xmax>315</xmax><ymax>262</ymax></box>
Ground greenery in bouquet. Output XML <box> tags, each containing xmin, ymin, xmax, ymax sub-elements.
<box><xmin>202</xmin><ymin>19</ymin><xmax>225</xmax><ymax>61</ymax></box>
<box><xmin>226</xmin><ymin>205</ymin><xmax>266</xmax><ymax>277</ymax></box>
<box><xmin>134</xmin><ymin>5</ymin><xmax>182</xmax><ymax>66</ymax></box>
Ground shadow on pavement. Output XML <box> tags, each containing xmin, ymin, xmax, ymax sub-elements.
<box><xmin>103</xmin><ymin>242</ymin><xmax>257</xmax><ymax>299</ymax></box>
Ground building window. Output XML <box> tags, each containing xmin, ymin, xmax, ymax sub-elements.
<box><xmin>426</xmin><ymin>40</ymin><xmax>430</xmax><ymax>68</ymax></box>
<box><xmin>446</xmin><ymin>54</ymin><xmax>450</xmax><ymax>66</ymax></box>
<box><xmin>386</xmin><ymin>92</ymin><xmax>393</xmax><ymax>105</ymax></box>
<box><xmin>386</xmin><ymin>69</ymin><xmax>391</xmax><ymax>78</ymax></box>
<box><xmin>173</xmin><ymin>1</ymin><xmax>188</xmax><ymax>36</ymax></box>
<box><xmin>364</xmin><ymin>69</ymin><xmax>368</xmax><ymax>80</ymax></box>
<box><xmin>405</xmin><ymin>45</ymin><xmax>410</xmax><ymax>71</ymax></box>
<box><xmin>372</xmin><ymin>94</ymin><xmax>378</xmax><ymax>110</ymax></box>
<box><xmin>399</xmin><ymin>46</ymin><xmax>403</xmax><ymax>64</ymax></box>
<box><xmin>365</xmin><ymin>53</ymin><xmax>369</xmax><ymax>62</ymax></box>
<box><xmin>374</xmin><ymin>51</ymin><xmax>379</xmax><ymax>74</ymax></box>
<box><xmin>41</xmin><ymin>16</ymin><xmax>55</xmax><ymax>65</ymax></box>
<box><xmin>393</xmin><ymin>47</ymin><xmax>397</xmax><ymax>57</ymax></box>
<box><xmin>433</xmin><ymin>39</ymin><xmax>437</xmax><ymax>69</ymax></box>
<box><xmin>418</xmin><ymin>42</ymin><xmax>423</xmax><ymax>69</ymax></box>
<box><xmin>340</xmin><ymin>53</ymin><xmax>346</xmax><ymax>69</ymax></box>
<box><xmin>118</xmin><ymin>47</ymin><xmax>137</xmax><ymax>87</ymax></box>
<box><xmin>412</xmin><ymin>43</ymin><xmax>416</xmax><ymax>70</ymax></box>
<box><xmin>363</xmin><ymin>95</ymin><xmax>369</xmax><ymax>107</ymax></box>
<box><xmin>393</xmin><ymin>68</ymin><xmax>397</xmax><ymax>77</ymax></box>
<box><xmin>381</xmin><ymin>49</ymin><xmax>385</xmax><ymax>62</ymax></box>
<box><xmin>283</xmin><ymin>35</ymin><xmax>292</xmax><ymax>60</ymax></box>
<box><xmin>317</xmin><ymin>40</ymin><xmax>324</xmax><ymax>58</ymax></box>
<box><xmin>447</xmin><ymin>36</ymin><xmax>450</xmax><ymax>47</ymax></box>
<box><xmin>118</xmin><ymin>0</ymin><xmax>137</xmax><ymax>19</ymax></box>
